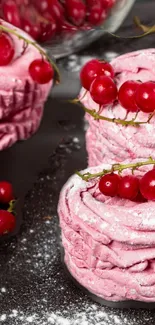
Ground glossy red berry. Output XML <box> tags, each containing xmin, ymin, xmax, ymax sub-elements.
<box><xmin>118</xmin><ymin>175</ymin><xmax>139</xmax><ymax>200</ymax></box>
<box><xmin>0</xmin><ymin>210</ymin><xmax>16</xmax><ymax>235</ymax></box>
<box><xmin>101</xmin><ymin>0</ymin><xmax>115</xmax><ymax>9</ymax></box>
<box><xmin>39</xmin><ymin>19</ymin><xmax>57</xmax><ymax>42</ymax></box>
<box><xmin>90</xmin><ymin>75</ymin><xmax>117</xmax><ymax>105</ymax></box>
<box><xmin>140</xmin><ymin>169</ymin><xmax>155</xmax><ymax>201</ymax></box>
<box><xmin>66</xmin><ymin>0</ymin><xmax>86</xmax><ymax>26</ymax></box>
<box><xmin>80</xmin><ymin>59</ymin><xmax>101</xmax><ymax>90</ymax></box>
<box><xmin>34</xmin><ymin>0</ymin><xmax>49</xmax><ymax>13</ymax></box>
<box><xmin>0</xmin><ymin>33</ymin><xmax>14</xmax><ymax>66</ymax></box>
<box><xmin>118</xmin><ymin>80</ymin><xmax>140</xmax><ymax>112</ymax></box>
<box><xmin>99</xmin><ymin>61</ymin><xmax>114</xmax><ymax>78</ymax></box>
<box><xmin>22</xmin><ymin>19</ymin><xmax>41</xmax><ymax>40</ymax></box>
<box><xmin>60</xmin><ymin>20</ymin><xmax>78</xmax><ymax>32</ymax></box>
<box><xmin>29</xmin><ymin>59</ymin><xmax>54</xmax><ymax>84</ymax></box>
<box><xmin>48</xmin><ymin>0</ymin><xmax>64</xmax><ymax>22</ymax></box>
<box><xmin>0</xmin><ymin>181</ymin><xmax>14</xmax><ymax>204</ymax></box>
<box><xmin>87</xmin><ymin>5</ymin><xmax>106</xmax><ymax>26</ymax></box>
<box><xmin>135</xmin><ymin>81</ymin><xmax>155</xmax><ymax>113</ymax></box>
<box><xmin>99</xmin><ymin>173</ymin><xmax>120</xmax><ymax>197</ymax></box>
<box><xmin>2</xmin><ymin>0</ymin><xmax>21</xmax><ymax>28</ymax></box>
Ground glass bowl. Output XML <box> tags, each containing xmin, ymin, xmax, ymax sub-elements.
<box><xmin>44</xmin><ymin>0</ymin><xmax>136</xmax><ymax>59</ymax></box>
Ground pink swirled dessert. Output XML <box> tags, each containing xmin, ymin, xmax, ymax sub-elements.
<box><xmin>58</xmin><ymin>159</ymin><xmax>155</xmax><ymax>302</ymax></box>
<box><xmin>0</xmin><ymin>20</ymin><xmax>53</xmax><ymax>150</ymax></box>
<box><xmin>79</xmin><ymin>49</ymin><xmax>155</xmax><ymax>166</ymax></box>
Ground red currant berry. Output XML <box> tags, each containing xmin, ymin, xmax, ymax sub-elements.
<box><xmin>0</xmin><ymin>181</ymin><xmax>14</xmax><ymax>204</ymax></box>
<box><xmin>29</xmin><ymin>59</ymin><xmax>54</xmax><ymax>84</ymax></box>
<box><xmin>34</xmin><ymin>0</ymin><xmax>49</xmax><ymax>13</ymax></box>
<box><xmin>0</xmin><ymin>33</ymin><xmax>14</xmax><ymax>66</ymax></box>
<box><xmin>135</xmin><ymin>81</ymin><xmax>155</xmax><ymax>113</ymax></box>
<box><xmin>87</xmin><ymin>5</ymin><xmax>106</xmax><ymax>26</ymax></box>
<box><xmin>99</xmin><ymin>61</ymin><xmax>114</xmax><ymax>78</ymax></box>
<box><xmin>48</xmin><ymin>0</ymin><xmax>64</xmax><ymax>22</ymax></box>
<box><xmin>2</xmin><ymin>0</ymin><xmax>21</xmax><ymax>28</ymax></box>
<box><xmin>101</xmin><ymin>0</ymin><xmax>115</xmax><ymax>9</ymax></box>
<box><xmin>65</xmin><ymin>0</ymin><xmax>86</xmax><ymax>26</ymax></box>
<box><xmin>39</xmin><ymin>19</ymin><xmax>57</xmax><ymax>42</ymax></box>
<box><xmin>80</xmin><ymin>59</ymin><xmax>101</xmax><ymax>90</ymax></box>
<box><xmin>118</xmin><ymin>175</ymin><xmax>139</xmax><ymax>200</ymax></box>
<box><xmin>0</xmin><ymin>210</ymin><xmax>16</xmax><ymax>235</ymax></box>
<box><xmin>118</xmin><ymin>80</ymin><xmax>140</xmax><ymax>112</ymax></box>
<box><xmin>90</xmin><ymin>75</ymin><xmax>117</xmax><ymax>106</ymax></box>
<box><xmin>139</xmin><ymin>169</ymin><xmax>155</xmax><ymax>201</ymax></box>
<box><xmin>99</xmin><ymin>173</ymin><xmax>120</xmax><ymax>197</ymax></box>
<box><xmin>22</xmin><ymin>19</ymin><xmax>41</xmax><ymax>40</ymax></box>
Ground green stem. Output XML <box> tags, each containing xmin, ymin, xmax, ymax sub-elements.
<box><xmin>75</xmin><ymin>101</ymin><xmax>153</xmax><ymax>127</ymax></box>
<box><xmin>77</xmin><ymin>157</ymin><xmax>155</xmax><ymax>181</ymax></box>
<box><xmin>0</xmin><ymin>24</ymin><xmax>60</xmax><ymax>84</ymax></box>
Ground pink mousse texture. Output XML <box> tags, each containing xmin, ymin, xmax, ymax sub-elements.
<box><xmin>0</xmin><ymin>20</ymin><xmax>52</xmax><ymax>150</ymax></box>
<box><xmin>80</xmin><ymin>49</ymin><xmax>155</xmax><ymax>166</ymax></box>
<box><xmin>58</xmin><ymin>160</ymin><xmax>155</xmax><ymax>302</ymax></box>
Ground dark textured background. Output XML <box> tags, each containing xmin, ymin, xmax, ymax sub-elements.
<box><xmin>1</xmin><ymin>1</ymin><xmax>155</xmax><ymax>324</ymax></box>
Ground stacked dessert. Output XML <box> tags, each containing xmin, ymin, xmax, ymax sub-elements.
<box><xmin>0</xmin><ymin>19</ymin><xmax>53</xmax><ymax>150</ymax></box>
<box><xmin>58</xmin><ymin>49</ymin><xmax>155</xmax><ymax>304</ymax></box>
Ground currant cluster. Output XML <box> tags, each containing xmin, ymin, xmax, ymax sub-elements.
<box><xmin>0</xmin><ymin>0</ymin><xmax>115</xmax><ymax>42</ymax></box>
<box><xmin>0</xmin><ymin>181</ymin><xmax>16</xmax><ymax>235</ymax></box>
<box><xmin>99</xmin><ymin>168</ymin><xmax>155</xmax><ymax>201</ymax></box>
<box><xmin>80</xmin><ymin>59</ymin><xmax>155</xmax><ymax>114</ymax></box>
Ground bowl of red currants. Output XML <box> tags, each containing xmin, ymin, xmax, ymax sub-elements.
<box><xmin>0</xmin><ymin>0</ymin><xmax>135</xmax><ymax>59</ymax></box>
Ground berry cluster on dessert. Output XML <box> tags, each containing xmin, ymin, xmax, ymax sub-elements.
<box><xmin>80</xmin><ymin>49</ymin><xmax>155</xmax><ymax>166</ymax></box>
<box><xmin>0</xmin><ymin>0</ymin><xmax>116</xmax><ymax>42</ymax></box>
<box><xmin>58</xmin><ymin>48</ymin><xmax>155</xmax><ymax>304</ymax></box>
<box><xmin>0</xmin><ymin>19</ymin><xmax>54</xmax><ymax>150</ymax></box>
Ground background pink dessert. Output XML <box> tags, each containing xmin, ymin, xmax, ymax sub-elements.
<box><xmin>0</xmin><ymin>20</ymin><xmax>52</xmax><ymax>150</ymax></box>
<box><xmin>58</xmin><ymin>160</ymin><xmax>155</xmax><ymax>302</ymax></box>
<box><xmin>80</xmin><ymin>49</ymin><xmax>155</xmax><ymax>166</ymax></box>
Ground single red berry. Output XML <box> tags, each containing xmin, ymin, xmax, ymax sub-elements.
<box><xmin>80</xmin><ymin>59</ymin><xmax>101</xmax><ymax>90</ymax></box>
<box><xmin>0</xmin><ymin>181</ymin><xmax>14</xmax><ymax>204</ymax></box>
<box><xmin>118</xmin><ymin>80</ymin><xmax>140</xmax><ymax>112</ymax></box>
<box><xmin>139</xmin><ymin>169</ymin><xmax>155</xmax><ymax>201</ymax></box>
<box><xmin>2</xmin><ymin>0</ymin><xmax>21</xmax><ymax>28</ymax></box>
<box><xmin>87</xmin><ymin>5</ymin><xmax>106</xmax><ymax>26</ymax></box>
<box><xmin>135</xmin><ymin>81</ymin><xmax>155</xmax><ymax>113</ymax></box>
<box><xmin>39</xmin><ymin>19</ymin><xmax>57</xmax><ymax>42</ymax></box>
<box><xmin>99</xmin><ymin>173</ymin><xmax>120</xmax><ymax>197</ymax></box>
<box><xmin>65</xmin><ymin>0</ymin><xmax>86</xmax><ymax>26</ymax></box>
<box><xmin>0</xmin><ymin>33</ymin><xmax>14</xmax><ymax>66</ymax></box>
<box><xmin>34</xmin><ymin>0</ymin><xmax>49</xmax><ymax>13</ymax></box>
<box><xmin>90</xmin><ymin>75</ymin><xmax>117</xmax><ymax>105</ymax></box>
<box><xmin>29</xmin><ymin>59</ymin><xmax>54</xmax><ymax>84</ymax></box>
<box><xmin>118</xmin><ymin>175</ymin><xmax>139</xmax><ymax>200</ymax></box>
<box><xmin>99</xmin><ymin>61</ymin><xmax>114</xmax><ymax>78</ymax></box>
<box><xmin>22</xmin><ymin>18</ymin><xmax>41</xmax><ymax>40</ymax></box>
<box><xmin>48</xmin><ymin>0</ymin><xmax>64</xmax><ymax>22</ymax></box>
<box><xmin>101</xmin><ymin>0</ymin><xmax>115</xmax><ymax>9</ymax></box>
<box><xmin>0</xmin><ymin>210</ymin><xmax>16</xmax><ymax>235</ymax></box>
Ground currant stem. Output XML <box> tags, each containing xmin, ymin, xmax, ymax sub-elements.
<box><xmin>134</xmin><ymin>16</ymin><xmax>155</xmax><ymax>34</ymax></box>
<box><xmin>77</xmin><ymin>157</ymin><xmax>155</xmax><ymax>181</ymax></box>
<box><xmin>74</xmin><ymin>100</ymin><xmax>152</xmax><ymax>127</ymax></box>
<box><xmin>0</xmin><ymin>24</ymin><xmax>60</xmax><ymax>84</ymax></box>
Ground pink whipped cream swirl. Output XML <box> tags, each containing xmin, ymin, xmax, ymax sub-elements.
<box><xmin>80</xmin><ymin>49</ymin><xmax>155</xmax><ymax>166</ymax></box>
<box><xmin>0</xmin><ymin>20</ymin><xmax>52</xmax><ymax>150</ymax></box>
<box><xmin>58</xmin><ymin>160</ymin><xmax>155</xmax><ymax>302</ymax></box>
